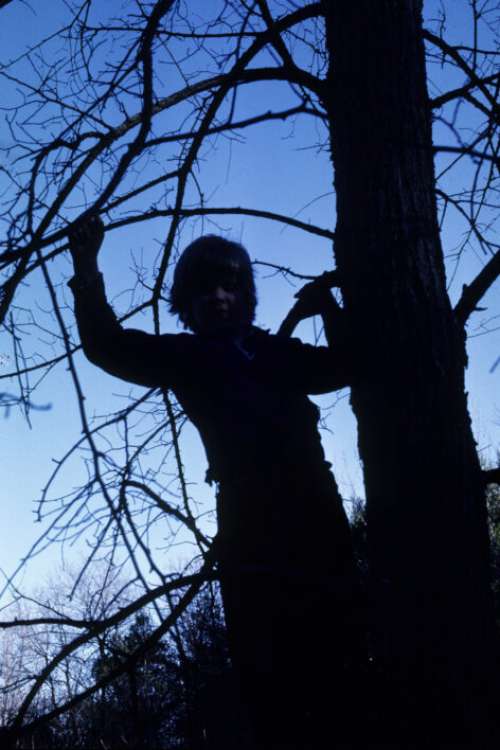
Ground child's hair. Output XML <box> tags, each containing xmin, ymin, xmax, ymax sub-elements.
<box><xmin>169</xmin><ymin>234</ymin><xmax>257</xmax><ymax>330</ymax></box>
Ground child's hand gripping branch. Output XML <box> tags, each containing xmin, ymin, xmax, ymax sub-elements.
<box><xmin>277</xmin><ymin>270</ymin><xmax>344</xmax><ymax>344</ymax></box>
<box><xmin>68</xmin><ymin>214</ymin><xmax>105</xmax><ymax>279</ymax></box>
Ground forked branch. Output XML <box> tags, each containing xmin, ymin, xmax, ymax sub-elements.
<box><xmin>454</xmin><ymin>250</ymin><xmax>500</xmax><ymax>326</ymax></box>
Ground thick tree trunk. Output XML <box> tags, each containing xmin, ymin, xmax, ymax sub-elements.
<box><xmin>321</xmin><ymin>0</ymin><xmax>496</xmax><ymax>740</ymax></box>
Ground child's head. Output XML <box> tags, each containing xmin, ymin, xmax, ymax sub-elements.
<box><xmin>169</xmin><ymin>234</ymin><xmax>257</xmax><ymax>333</ymax></box>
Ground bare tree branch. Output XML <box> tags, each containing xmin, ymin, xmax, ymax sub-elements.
<box><xmin>424</xmin><ymin>29</ymin><xmax>500</xmax><ymax>114</ymax></box>
<box><xmin>455</xmin><ymin>250</ymin><xmax>500</xmax><ymax>325</ymax></box>
<box><xmin>431</xmin><ymin>72</ymin><xmax>500</xmax><ymax>109</ymax></box>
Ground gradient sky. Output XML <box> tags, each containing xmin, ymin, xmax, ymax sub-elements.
<box><xmin>0</xmin><ymin>0</ymin><xmax>498</xmax><ymax>598</ymax></box>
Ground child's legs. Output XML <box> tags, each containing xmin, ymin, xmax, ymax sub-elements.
<box><xmin>220</xmin><ymin>570</ymin><xmax>302</xmax><ymax>746</ymax></box>
<box><xmin>220</xmin><ymin>569</ymin><xmax>362</xmax><ymax>748</ymax></box>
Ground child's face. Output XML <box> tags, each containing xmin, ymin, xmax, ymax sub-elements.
<box><xmin>189</xmin><ymin>267</ymin><xmax>245</xmax><ymax>333</ymax></box>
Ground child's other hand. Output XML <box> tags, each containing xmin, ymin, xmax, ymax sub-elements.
<box><xmin>293</xmin><ymin>278</ymin><xmax>334</xmax><ymax>320</ymax></box>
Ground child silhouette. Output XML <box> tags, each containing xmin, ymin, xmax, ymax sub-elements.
<box><xmin>69</xmin><ymin>215</ymin><xmax>362</xmax><ymax>748</ymax></box>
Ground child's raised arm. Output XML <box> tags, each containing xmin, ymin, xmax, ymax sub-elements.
<box><xmin>68</xmin><ymin>215</ymin><xmax>186</xmax><ymax>389</ymax></box>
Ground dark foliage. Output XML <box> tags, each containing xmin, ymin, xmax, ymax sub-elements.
<box><xmin>20</xmin><ymin>588</ymin><xmax>230</xmax><ymax>750</ymax></box>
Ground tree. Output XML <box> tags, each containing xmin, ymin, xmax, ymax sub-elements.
<box><xmin>0</xmin><ymin>0</ymin><xmax>498</xmax><ymax>744</ymax></box>
<box><xmin>322</xmin><ymin>1</ymin><xmax>499</xmax><ymax>739</ymax></box>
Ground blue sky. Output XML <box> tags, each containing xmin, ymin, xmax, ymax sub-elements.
<box><xmin>0</xmin><ymin>0</ymin><xmax>498</xmax><ymax>597</ymax></box>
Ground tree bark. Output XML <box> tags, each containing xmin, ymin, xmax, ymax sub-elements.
<box><xmin>321</xmin><ymin>0</ymin><xmax>497</xmax><ymax>740</ymax></box>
